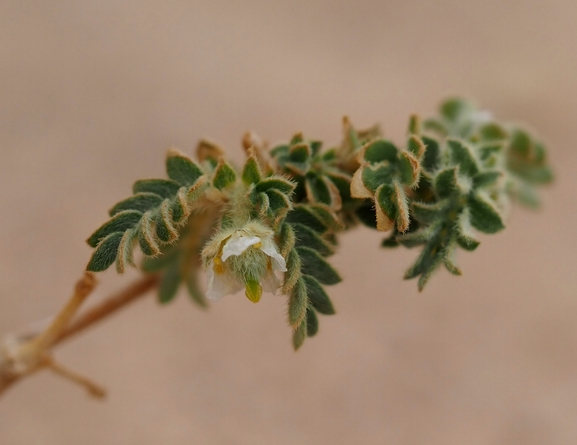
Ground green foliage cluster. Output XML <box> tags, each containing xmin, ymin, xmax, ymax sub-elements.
<box><xmin>86</xmin><ymin>98</ymin><xmax>553</xmax><ymax>349</ymax></box>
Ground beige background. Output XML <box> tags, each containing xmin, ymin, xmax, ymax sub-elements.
<box><xmin>1</xmin><ymin>1</ymin><xmax>576</xmax><ymax>444</ymax></box>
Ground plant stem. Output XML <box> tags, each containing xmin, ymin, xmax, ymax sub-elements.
<box><xmin>0</xmin><ymin>273</ymin><xmax>160</xmax><ymax>398</ymax></box>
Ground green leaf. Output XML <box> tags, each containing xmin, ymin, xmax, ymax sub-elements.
<box><xmin>296</xmin><ymin>246</ymin><xmax>341</xmax><ymax>285</ymax></box>
<box><xmin>278</xmin><ymin>223</ymin><xmax>295</xmax><ymax>257</ymax></box>
<box><xmin>138</xmin><ymin>212</ymin><xmax>161</xmax><ymax>256</ymax></box>
<box><xmin>434</xmin><ymin>168</ymin><xmax>458</xmax><ymax>199</ymax></box>
<box><xmin>411</xmin><ymin>201</ymin><xmax>445</xmax><ymax>224</ymax></box>
<box><xmin>306</xmin><ymin>174</ymin><xmax>331</xmax><ymax>205</ymax></box>
<box><xmin>255</xmin><ymin>177</ymin><xmax>296</xmax><ymax>195</ymax></box>
<box><xmin>447</xmin><ymin>139</ymin><xmax>479</xmax><ymax>177</ymax></box>
<box><xmin>87</xmin><ymin>232</ymin><xmax>124</xmax><ymax>272</ymax></box>
<box><xmin>170</xmin><ymin>187</ymin><xmax>190</xmax><ymax>225</ymax></box>
<box><xmin>158</xmin><ymin>261</ymin><xmax>181</xmax><ymax>304</ymax></box>
<box><xmin>361</xmin><ymin>164</ymin><xmax>394</xmax><ymax>192</ymax></box>
<box><xmin>472</xmin><ymin>171</ymin><xmax>502</xmax><ymax>189</ymax></box>
<box><xmin>467</xmin><ymin>194</ymin><xmax>505</xmax><ymax>234</ymax></box>
<box><xmin>306</xmin><ymin>308</ymin><xmax>319</xmax><ymax>337</ymax></box>
<box><xmin>421</xmin><ymin>136</ymin><xmax>441</xmax><ymax>172</ymax></box>
<box><xmin>407</xmin><ymin>135</ymin><xmax>426</xmax><ymax>159</ymax></box>
<box><xmin>285</xmin><ymin>205</ymin><xmax>327</xmax><ymax>233</ymax></box>
<box><xmin>116</xmin><ymin>228</ymin><xmax>138</xmax><ymax>273</ymax></box>
<box><xmin>440</xmin><ymin>98</ymin><xmax>470</xmax><ymax>122</ymax></box>
<box><xmin>289</xmin><ymin>143</ymin><xmax>311</xmax><ymax>163</ymax></box>
<box><xmin>87</xmin><ymin>210</ymin><xmax>142</xmax><ymax>248</ymax></box>
<box><xmin>133</xmin><ymin>179</ymin><xmax>180</xmax><ymax>198</ymax></box>
<box><xmin>479</xmin><ymin>123</ymin><xmax>507</xmax><ymax>141</ymax></box>
<box><xmin>242</xmin><ymin>156</ymin><xmax>262</xmax><ymax>185</ymax></box>
<box><xmin>141</xmin><ymin>248</ymin><xmax>179</xmax><ymax>272</ymax></box>
<box><xmin>213</xmin><ymin>160</ymin><xmax>237</xmax><ymax>189</ymax></box>
<box><xmin>166</xmin><ymin>151</ymin><xmax>204</xmax><ymax>186</ymax></box>
<box><xmin>398</xmin><ymin>151</ymin><xmax>420</xmax><ymax>187</ymax></box>
<box><xmin>292</xmin><ymin>320</ymin><xmax>307</xmax><ymax>350</ymax></box>
<box><xmin>292</xmin><ymin>223</ymin><xmax>334</xmax><ymax>256</ymax></box>
<box><xmin>362</xmin><ymin>140</ymin><xmax>398</xmax><ymax>163</ymax></box>
<box><xmin>288</xmin><ymin>277</ymin><xmax>308</xmax><ymax>327</ymax></box>
<box><xmin>109</xmin><ymin>192</ymin><xmax>164</xmax><ymax>216</ymax></box>
<box><xmin>375</xmin><ymin>183</ymin><xmax>397</xmax><ymax>222</ymax></box>
<box><xmin>185</xmin><ymin>271</ymin><xmax>208</xmax><ymax>308</ymax></box>
<box><xmin>155</xmin><ymin>200</ymin><xmax>178</xmax><ymax>243</ymax></box>
<box><xmin>308</xmin><ymin>204</ymin><xmax>343</xmax><ymax>231</ymax></box>
<box><xmin>282</xmin><ymin>248</ymin><xmax>301</xmax><ymax>294</ymax></box>
<box><xmin>302</xmin><ymin>275</ymin><xmax>335</xmax><ymax>315</ymax></box>
<box><xmin>266</xmin><ymin>189</ymin><xmax>292</xmax><ymax>213</ymax></box>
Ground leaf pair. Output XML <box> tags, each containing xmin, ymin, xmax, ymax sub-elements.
<box><xmin>280</xmin><ymin>203</ymin><xmax>341</xmax><ymax>350</ymax></box>
<box><xmin>87</xmin><ymin>150</ymin><xmax>209</xmax><ymax>273</ymax></box>
<box><xmin>351</xmin><ymin>135</ymin><xmax>426</xmax><ymax>232</ymax></box>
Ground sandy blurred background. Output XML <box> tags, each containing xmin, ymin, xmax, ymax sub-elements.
<box><xmin>0</xmin><ymin>1</ymin><xmax>576</xmax><ymax>444</ymax></box>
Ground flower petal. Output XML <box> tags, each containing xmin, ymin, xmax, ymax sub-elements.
<box><xmin>261</xmin><ymin>268</ymin><xmax>280</xmax><ymax>294</ymax></box>
<box><xmin>260</xmin><ymin>240</ymin><xmax>287</xmax><ymax>272</ymax></box>
<box><xmin>206</xmin><ymin>260</ymin><xmax>243</xmax><ymax>301</ymax></box>
<box><xmin>221</xmin><ymin>232</ymin><xmax>261</xmax><ymax>262</ymax></box>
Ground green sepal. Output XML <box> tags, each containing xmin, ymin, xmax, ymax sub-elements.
<box><xmin>467</xmin><ymin>194</ymin><xmax>505</xmax><ymax>234</ymax></box>
<box><xmin>87</xmin><ymin>232</ymin><xmax>124</xmax><ymax>272</ymax></box>
<box><xmin>447</xmin><ymin>139</ymin><xmax>479</xmax><ymax>177</ymax></box>
<box><xmin>302</xmin><ymin>274</ymin><xmax>335</xmax><ymax>315</ymax></box>
<box><xmin>292</xmin><ymin>320</ymin><xmax>307</xmax><ymax>350</ymax></box>
<box><xmin>296</xmin><ymin>246</ymin><xmax>341</xmax><ymax>285</ymax></box>
<box><xmin>213</xmin><ymin>160</ymin><xmax>237</xmax><ymax>190</ymax></box>
<box><xmin>306</xmin><ymin>308</ymin><xmax>319</xmax><ymax>337</ymax></box>
<box><xmin>362</xmin><ymin>140</ymin><xmax>398</xmax><ymax>163</ymax></box>
<box><xmin>255</xmin><ymin>177</ymin><xmax>296</xmax><ymax>195</ymax></box>
<box><xmin>166</xmin><ymin>151</ymin><xmax>204</xmax><ymax>186</ymax></box>
<box><xmin>288</xmin><ymin>277</ymin><xmax>308</xmax><ymax>327</ymax></box>
<box><xmin>87</xmin><ymin>210</ymin><xmax>142</xmax><ymax>248</ymax></box>
<box><xmin>292</xmin><ymin>223</ymin><xmax>334</xmax><ymax>256</ymax></box>
<box><xmin>434</xmin><ymin>168</ymin><xmax>458</xmax><ymax>199</ymax></box>
<box><xmin>242</xmin><ymin>156</ymin><xmax>262</xmax><ymax>185</ymax></box>
<box><xmin>109</xmin><ymin>192</ymin><xmax>164</xmax><ymax>217</ymax></box>
<box><xmin>133</xmin><ymin>179</ymin><xmax>180</xmax><ymax>198</ymax></box>
<box><xmin>158</xmin><ymin>261</ymin><xmax>181</xmax><ymax>304</ymax></box>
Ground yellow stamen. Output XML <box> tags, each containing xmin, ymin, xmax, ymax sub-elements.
<box><xmin>213</xmin><ymin>256</ymin><xmax>225</xmax><ymax>274</ymax></box>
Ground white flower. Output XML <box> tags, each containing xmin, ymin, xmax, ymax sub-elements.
<box><xmin>203</xmin><ymin>221</ymin><xmax>287</xmax><ymax>303</ymax></box>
